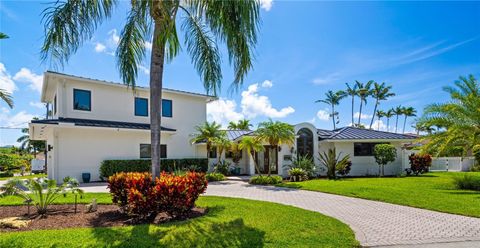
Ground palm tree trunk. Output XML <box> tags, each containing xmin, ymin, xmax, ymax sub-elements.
<box><xmin>395</xmin><ymin>115</ymin><xmax>399</xmax><ymax>133</ymax></box>
<box><xmin>377</xmin><ymin>116</ymin><xmax>381</xmax><ymax>130</ymax></box>
<box><xmin>351</xmin><ymin>95</ymin><xmax>354</xmax><ymax>126</ymax></box>
<box><xmin>369</xmin><ymin>99</ymin><xmax>379</xmax><ymax>129</ymax></box>
<box><xmin>149</xmin><ymin>22</ymin><xmax>166</xmax><ymax>179</ymax></box>
<box><xmin>332</xmin><ymin>104</ymin><xmax>336</xmax><ymax>129</ymax></box>
<box><xmin>358</xmin><ymin>101</ymin><xmax>363</xmax><ymax>126</ymax></box>
<box><xmin>386</xmin><ymin>118</ymin><xmax>390</xmax><ymax>132</ymax></box>
<box><xmin>206</xmin><ymin>143</ymin><xmax>211</xmax><ymax>170</ymax></box>
<box><xmin>402</xmin><ymin>115</ymin><xmax>407</xmax><ymax>134</ymax></box>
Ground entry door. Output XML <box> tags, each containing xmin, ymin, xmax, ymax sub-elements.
<box><xmin>256</xmin><ymin>146</ymin><xmax>278</xmax><ymax>174</ymax></box>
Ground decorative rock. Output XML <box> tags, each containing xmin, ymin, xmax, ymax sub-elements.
<box><xmin>85</xmin><ymin>198</ymin><xmax>98</xmax><ymax>213</ymax></box>
<box><xmin>0</xmin><ymin>217</ymin><xmax>30</xmax><ymax>229</ymax></box>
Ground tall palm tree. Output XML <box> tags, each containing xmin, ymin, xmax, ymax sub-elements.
<box><xmin>190</xmin><ymin>121</ymin><xmax>226</xmax><ymax>164</ymax></box>
<box><xmin>315</xmin><ymin>90</ymin><xmax>346</xmax><ymax>129</ymax></box>
<box><xmin>345</xmin><ymin>82</ymin><xmax>358</xmax><ymax>126</ymax></box>
<box><xmin>418</xmin><ymin>74</ymin><xmax>480</xmax><ymax>156</ymax></box>
<box><xmin>228</xmin><ymin>119</ymin><xmax>252</xmax><ymax>130</ymax></box>
<box><xmin>402</xmin><ymin>107</ymin><xmax>417</xmax><ymax>134</ymax></box>
<box><xmin>16</xmin><ymin>126</ymin><xmax>45</xmax><ymax>156</ymax></box>
<box><xmin>238</xmin><ymin>136</ymin><xmax>264</xmax><ymax>175</ymax></box>
<box><xmin>375</xmin><ymin>110</ymin><xmax>386</xmax><ymax>131</ymax></box>
<box><xmin>214</xmin><ymin>136</ymin><xmax>231</xmax><ymax>164</ymax></box>
<box><xmin>369</xmin><ymin>82</ymin><xmax>395</xmax><ymax>129</ymax></box>
<box><xmin>384</xmin><ymin>109</ymin><xmax>394</xmax><ymax>132</ymax></box>
<box><xmin>394</xmin><ymin>105</ymin><xmax>404</xmax><ymax>133</ymax></box>
<box><xmin>355</xmin><ymin>80</ymin><xmax>373</xmax><ymax>126</ymax></box>
<box><xmin>256</xmin><ymin>120</ymin><xmax>295</xmax><ymax>176</ymax></box>
<box><xmin>41</xmin><ymin>1</ymin><xmax>261</xmax><ymax>178</ymax></box>
<box><xmin>0</xmin><ymin>89</ymin><xmax>13</xmax><ymax>108</ymax></box>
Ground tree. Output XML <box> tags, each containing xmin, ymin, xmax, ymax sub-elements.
<box><xmin>369</xmin><ymin>82</ymin><xmax>395</xmax><ymax>129</ymax></box>
<box><xmin>355</xmin><ymin>80</ymin><xmax>373</xmax><ymax>126</ymax></box>
<box><xmin>373</xmin><ymin>144</ymin><xmax>397</xmax><ymax>177</ymax></box>
<box><xmin>402</xmin><ymin>106</ymin><xmax>416</xmax><ymax>134</ymax></box>
<box><xmin>0</xmin><ymin>32</ymin><xmax>8</xmax><ymax>39</ymax></box>
<box><xmin>318</xmin><ymin>148</ymin><xmax>350</xmax><ymax>180</ymax></box>
<box><xmin>0</xmin><ymin>89</ymin><xmax>13</xmax><ymax>109</ymax></box>
<box><xmin>375</xmin><ymin>110</ymin><xmax>386</xmax><ymax>131</ymax></box>
<box><xmin>17</xmin><ymin>126</ymin><xmax>45</xmax><ymax>156</ymax></box>
<box><xmin>214</xmin><ymin>136</ymin><xmax>231</xmax><ymax>164</ymax></box>
<box><xmin>417</xmin><ymin>74</ymin><xmax>480</xmax><ymax>156</ymax></box>
<box><xmin>315</xmin><ymin>90</ymin><xmax>346</xmax><ymax>129</ymax></box>
<box><xmin>238</xmin><ymin>136</ymin><xmax>264</xmax><ymax>175</ymax></box>
<box><xmin>228</xmin><ymin>119</ymin><xmax>252</xmax><ymax>130</ymax></box>
<box><xmin>190</xmin><ymin>121</ymin><xmax>225</xmax><ymax>166</ymax></box>
<box><xmin>384</xmin><ymin>109</ymin><xmax>394</xmax><ymax>132</ymax></box>
<box><xmin>256</xmin><ymin>120</ymin><xmax>295</xmax><ymax>176</ymax></box>
<box><xmin>345</xmin><ymin>82</ymin><xmax>358</xmax><ymax>126</ymax></box>
<box><xmin>41</xmin><ymin>0</ymin><xmax>261</xmax><ymax>178</ymax></box>
<box><xmin>394</xmin><ymin>105</ymin><xmax>404</xmax><ymax>133</ymax></box>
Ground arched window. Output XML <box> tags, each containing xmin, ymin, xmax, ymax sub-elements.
<box><xmin>297</xmin><ymin>128</ymin><xmax>313</xmax><ymax>157</ymax></box>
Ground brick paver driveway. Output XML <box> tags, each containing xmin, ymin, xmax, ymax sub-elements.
<box><xmin>205</xmin><ymin>181</ymin><xmax>480</xmax><ymax>247</ymax></box>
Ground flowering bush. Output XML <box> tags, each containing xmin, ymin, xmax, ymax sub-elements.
<box><xmin>107</xmin><ymin>172</ymin><xmax>153</xmax><ymax>213</ymax></box>
<box><xmin>408</xmin><ymin>154</ymin><xmax>432</xmax><ymax>175</ymax></box>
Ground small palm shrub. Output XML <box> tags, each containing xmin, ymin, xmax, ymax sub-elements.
<box><xmin>249</xmin><ymin>175</ymin><xmax>283</xmax><ymax>185</ymax></box>
<box><xmin>318</xmin><ymin>148</ymin><xmax>351</xmax><ymax>179</ymax></box>
<box><xmin>213</xmin><ymin>160</ymin><xmax>232</xmax><ymax>176</ymax></box>
<box><xmin>63</xmin><ymin>176</ymin><xmax>84</xmax><ymax>214</ymax></box>
<box><xmin>288</xmin><ymin>155</ymin><xmax>316</xmax><ymax>178</ymax></box>
<box><xmin>288</xmin><ymin>168</ymin><xmax>307</xmax><ymax>182</ymax></box>
<box><xmin>205</xmin><ymin>173</ymin><xmax>225</xmax><ymax>182</ymax></box>
<box><xmin>453</xmin><ymin>174</ymin><xmax>480</xmax><ymax>191</ymax></box>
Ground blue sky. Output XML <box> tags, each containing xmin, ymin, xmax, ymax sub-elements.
<box><xmin>0</xmin><ymin>1</ymin><xmax>479</xmax><ymax>146</ymax></box>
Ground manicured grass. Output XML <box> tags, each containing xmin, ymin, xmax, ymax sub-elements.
<box><xmin>280</xmin><ymin>172</ymin><xmax>480</xmax><ymax>217</ymax></box>
<box><xmin>0</xmin><ymin>173</ymin><xmax>47</xmax><ymax>181</ymax></box>
<box><xmin>0</xmin><ymin>196</ymin><xmax>358</xmax><ymax>247</ymax></box>
<box><xmin>0</xmin><ymin>192</ymin><xmax>113</xmax><ymax>206</ymax></box>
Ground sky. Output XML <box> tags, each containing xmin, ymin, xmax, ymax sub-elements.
<box><xmin>0</xmin><ymin>1</ymin><xmax>479</xmax><ymax>146</ymax></box>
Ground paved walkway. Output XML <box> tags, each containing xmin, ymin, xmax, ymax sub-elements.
<box><xmin>76</xmin><ymin>181</ymin><xmax>480</xmax><ymax>247</ymax></box>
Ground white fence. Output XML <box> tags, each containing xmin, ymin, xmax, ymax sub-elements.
<box><xmin>402</xmin><ymin>151</ymin><xmax>475</xmax><ymax>172</ymax></box>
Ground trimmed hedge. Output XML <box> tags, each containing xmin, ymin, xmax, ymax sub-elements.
<box><xmin>99</xmin><ymin>158</ymin><xmax>208</xmax><ymax>180</ymax></box>
<box><xmin>249</xmin><ymin>175</ymin><xmax>283</xmax><ymax>185</ymax></box>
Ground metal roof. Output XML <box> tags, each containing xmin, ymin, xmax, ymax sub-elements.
<box><xmin>225</xmin><ymin>130</ymin><xmax>254</xmax><ymax>141</ymax></box>
<box><xmin>317</xmin><ymin>127</ymin><xmax>417</xmax><ymax>140</ymax></box>
<box><xmin>32</xmin><ymin>118</ymin><xmax>176</xmax><ymax>132</ymax></box>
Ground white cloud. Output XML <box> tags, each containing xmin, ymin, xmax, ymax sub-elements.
<box><xmin>0</xmin><ymin>63</ymin><xmax>17</xmax><ymax>93</ymax></box>
<box><xmin>259</xmin><ymin>0</ymin><xmax>273</xmax><ymax>11</ymax></box>
<box><xmin>29</xmin><ymin>102</ymin><xmax>45</xmax><ymax>109</ymax></box>
<box><xmin>207</xmin><ymin>98</ymin><xmax>244</xmax><ymax>127</ymax></box>
<box><xmin>108</xmin><ymin>29</ymin><xmax>120</xmax><ymax>46</ymax></box>
<box><xmin>94</xmin><ymin>42</ymin><xmax>106</xmax><ymax>53</ymax></box>
<box><xmin>138</xmin><ymin>65</ymin><xmax>150</xmax><ymax>75</ymax></box>
<box><xmin>241</xmin><ymin>83</ymin><xmax>294</xmax><ymax>118</ymax></box>
<box><xmin>0</xmin><ymin>110</ymin><xmax>36</xmax><ymax>128</ymax></box>
<box><xmin>316</xmin><ymin>109</ymin><xmax>330</xmax><ymax>121</ymax></box>
<box><xmin>261</xmin><ymin>80</ymin><xmax>273</xmax><ymax>88</ymax></box>
<box><xmin>371</xmin><ymin>119</ymin><xmax>388</xmax><ymax>131</ymax></box>
<box><xmin>353</xmin><ymin>112</ymin><xmax>372</xmax><ymax>120</ymax></box>
<box><xmin>144</xmin><ymin>41</ymin><xmax>152</xmax><ymax>51</ymax></box>
<box><xmin>312</xmin><ymin>72</ymin><xmax>340</xmax><ymax>85</ymax></box>
<box><xmin>13</xmin><ymin>68</ymin><xmax>43</xmax><ymax>93</ymax></box>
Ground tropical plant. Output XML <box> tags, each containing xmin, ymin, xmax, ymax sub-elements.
<box><xmin>402</xmin><ymin>107</ymin><xmax>416</xmax><ymax>134</ymax></box>
<box><xmin>369</xmin><ymin>82</ymin><xmax>395</xmax><ymax>129</ymax></box>
<box><xmin>374</xmin><ymin>110</ymin><xmax>385</xmax><ymax>131</ymax></box>
<box><xmin>393</xmin><ymin>105</ymin><xmax>404</xmax><ymax>133</ymax></box>
<box><xmin>191</xmin><ymin>121</ymin><xmax>226</xmax><ymax>165</ymax></box>
<box><xmin>373</xmin><ymin>144</ymin><xmax>397</xmax><ymax>177</ymax></box>
<box><xmin>345</xmin><ymin>82</ymin><xmax>358</xmax><ymax>126</ymax></box>
<box><xmin>41</xmin><ymin>1</ymin><xmax>261</xmax><ymax>179</ymax></box>
<box><xmin>384</xmin><ymin>109</ymin><xmax>394</xmax><ymax>132</ymax></box>
<box><xmin>0</xmin><ymin>89</ymin><xmax>13</xmax><ymax>108</ymax></box>
<box><xmin>288</xmin><ymin>168</ymin><xmax>307</xmax><ymax>182</ymax></box>
<box><xmin>228</xmin><ymin>119</ymin><xmax>252</xmax><ymax>130</ymax></box>
<box><xmin>286</xmin><ymin>154</ymin><xmax>316</xmax><ymax>178</ymax></box>
<box><xmin>316</xmin><ymin>90</ymin><xmax>346</xmax><ymax>129</ymax></box>
<box><xmin>249</xmin><ymin>175</ymin><xmax>282</xmax><ymax>185</ymax></box>
<box><xmin>17</xmin><ymin>125</ymin><xmax>46</xmax><ymax>155</ymax></box>
<box><xmin>0</xmin><ymin>177</ymin><xmax>66</xmax><ymax>215</ymax></box>
<box><xmin>205</xmin><ymin>172</ymin><xmax>225</xmax><ymax>182</ymax></box>
<box><xmin>228</xmin><ymin>142</ymin><xmax>242</xmax><ymax>166</ymax></box>
<box><xmin>0</xmin><ymin>32</ymin><xmax>8</xmax><ymax>39</ymax></box>
<box><xmin>256</xmin><ymin>120</ymin><xmax>295</xmax><ymax>176</ymax></box>
<box><xmin>318</xmin><ymin>148</ymin><xmax>351</xmax><ymax>180</ymax></box>
<box><xmin>407</xmin><ymin>153</ymin><xmax>432</xmax><ymax>175</ymax></box>
<box><xmin>238</xmin><ymin>136</ymin><xmax>264</xmax><ymax>175</ymax></box>
<box><xmin>213</xmin><ymin>160</ymin><xmax>231</xmax><ymax>176</ymax></box>
<box><xmin>214</xmin><ymin>136</ymin><xmax>231</xmax><ymax>164</ymax></box>
<box><xmin>412</xmin><ymin>121</ymin><xmax>435</xmax><ymax>135</ymax></box>
<box><xmin>63</xmin><ymin>176</ymin><xmax>84</xmax><ymax>214</ymax></box>
<box><xmin>453</xmin><ymin>174</ymin><xmax>480</xmax><ymax>191</ymax></box>
<box><xmin>417</xmin><ymin>74</ymin><xmax>480</xmax><ymax>156</ymax></box>
<box><xmin>355</xmin><ymin>80</ymin><xmax>373</xmax><ymax>126</ymax></box>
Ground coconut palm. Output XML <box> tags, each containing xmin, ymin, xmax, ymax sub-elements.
<box><xmin>355</xmin><ymin>80</ymin><xmax>373</xmax><ymax>126</ymax></box>
<box><xmin>418</xmin><ymin>74</ymin><xmax>480</xmax><ymax>156</ymax></box>
<box><xmin>375</xmin><ymin>110</ymin><xmax>386</xmax><ymax>131</ymax></box>
<box><xmin>315</xmin><ymin>90</ymin><xmax>346</xmax><ymax>129</ymax></box>
<box><xmin>345</xmin><ymin>82</ymin><xmax>358</xmax><ymax>125</ymax></box>
<box><xmin>191</xmin><ymin>121</ymin><xmax>226</xmax><ymax>165</ymax></box>
<box><xmin>256</xmin><ymin>120</ymin><xmax>295</xmax><ymax>176</ymax></box>
<box><xmin>41</xmin><ymin>0</ymin><xmax>261</xmax><ymax>178</ymax></box>
<box><xmin>402</xmin><ymin>106</ymin><xmax>417</xmax><ymax>134</ymax></box>
<box><xmin>238</xmin><ymin>136</ymin><xmax>264</xmax><ymax>175</ymax></box>
<box><xmin>369</xmin><ymin>82</ymin><xmax>395</xmax><ymax>129</ymax></box>
<box><xmin>214</xmin><ymin>136</ymin><xmax>231</xmax><ymax>164</ymax></box>
<box><xmin>384</xmin><ymin>109</ymin><xmax>394</xmax><ymax>132</ymax></box>
<box><xmin>0</xmin><ymin>89</ymin><xmax>13</xmax><ymax>108</ymax></box>
<box><xmin>393</xmin><ymin>105</ymin><xmax>404</xmax><ymax>133</ymax></box>
<box><xmin>228</xmin><ymin>119</ymin><xmax>252</xmax><ymax>130</ymax></box>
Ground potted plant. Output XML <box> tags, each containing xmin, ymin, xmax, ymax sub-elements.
<box><xmin>82</xmin><ymin>172</ymin><xmax>91</xmax><ymax>183</ymax></box>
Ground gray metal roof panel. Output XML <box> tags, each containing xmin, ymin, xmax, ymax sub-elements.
<box><xmin>32</xmin><ymin>118</ymin><xmax>176</xmax><ymax>131</ymax></box>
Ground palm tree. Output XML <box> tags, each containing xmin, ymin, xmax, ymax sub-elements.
<box><xmin>355</xmin><ymin>80</ymin><xmax>373</xmax><ymax>126</ymax></box>
<box><xmin>228</xmin><ymin>119</ymin><xmax>252</xmax><ymax>130</ymax></box>
<box><xmin>394</xmin><ymin>105</ymin><xmax>404</xmax><ymax>133</ymax></box>
<box><xmin>345</xmin><ymin>82</ymin><xmax>358</xmax><ymax>126</ymax></box>
<box><xmin>402</xmin><ymin>107</ymin><xmax>417</xmax><ymax>134</ymax></box>
<box><xmin>256</xmin><ymin>120</ymin><xmax>295</xmax><ymax>176</ymax></box>
<box><xmin>190</xmin><ymin>121</ymin><xmax>226</xmax><ymax>165</ymax></box>
<box><xmin>238</xmin><ymin>136</ymin><xmax>264</xmax><ymax>175</ymax></box>
<box><xmin>375</xmin><ymin>110</ymin><xmax>386</xmax><ymax>131</ymax></box>
<box><xmin>418</xmin><ymin>74</ymin><xmax>480</xmax><ymax>156</ymax></box>
<box><xmin>369</xmin><ymin>82</ymin><xmax>395</xmax><ymax>129</ymax></box>
<box><xmin>0</xmin><ymin>89</ymin><xmax>13</xmax><ymax>108</ymax></box>
<box><xmin>214</xmin><ymin>136</ymin><xmax>231</xmax><ymax>164</ymax></box>
<box><xmin>41</xmin><ymin>1</ymin><xmax>261</xmax><ymax>178</ymax></box>
<box><xmin>315</xmin><ymin>90</ymin><xmax>346</xmax><ymax>129</ymax></box>
<box><xmin>17</xmin><ymin>126</ymin><xmax>45</xmax><ymax>156</ymax></box>
<box><xmin>384</xmin><ymin>109</ymin><xmax>394</xmax><ymax>132</ymax></box>
<box><xmin>0</xmin><ymin>32</ymin><xmax>8</xmax><ymax>39</ymax></box>
<box><xmin>227</xmin><ymin>121</ymin><xmax>238</xmax><ymax>130</ymax></box>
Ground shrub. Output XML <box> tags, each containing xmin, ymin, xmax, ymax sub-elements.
<box><xmin>453</xmin><ymin>174</ymin><xmax>480</xmax><ymax>191</ymax></box>
<box><xmin>288</xmin><ymin>168</ymin><xmax>307</xmax><ymax>182</ymax></box>
<box><xmin>0</xmin><ymin>153</ymin><xmax>33</xmax><ymax>172</ymax></box>
<box><xmin>336</xmin><ymin>160</ymin><xmax>352</xmax><ymax>177</ymax></box>
<box><xmin>213</xmin><ymin>160</ymin><xmax>232</xmax><ymax>175</ymax></box>
<box><xmin>408</xmin><ymin>153</ymin><xmax>432</xmax><ymax>175</ymax></box>
<box><xmin>287</xmin><ymin>155</ymin><xmax>316</xmax><ymax>178</ymax></box>
<box><xmin>100</xmin><ymin>158</ymin><xmax>209</xmax><ymax>180</ymax></box>
<box><xmin>205</xmin><ymin>173</ymin><xmax>225</xmax><ymax>182</ymax></box>
<box><xmin>373</xmin><ymin>144</ymin><xmax>397</xmax><ymax>177</ymax></box>
<box><xmin>318</xmin><ymin>148</ymin><xmax>350</xmax><ymax>179</ymax></box>
<box><xmin>0</xmin><ymin>171</ymin><xmax>13</xmax><ymax>178</ymax></box>
<box><xmin>249</xmin><ymin>175</ymin><xmax>283</xmax><ymax>185</ymax></box>
<box><xmin>107</xmin><ymin>172</ymin><xmax>153</xmax><ymax>213</ymax></box>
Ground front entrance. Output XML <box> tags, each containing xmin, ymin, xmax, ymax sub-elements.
<box><xmin>255</xmin><ymin>145</ymin><xmax>278</xmax><ymax>174</ymax></box>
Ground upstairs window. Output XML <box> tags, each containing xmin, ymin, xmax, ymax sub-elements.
<box><xmin>354</xmin><ymin>142</ymin><xmax>388</xmax><ymax>156</ymax></box>
<box><xmin>73</xmin><ymin>89</ymin><xmax>91</xmax><ymax>111</ymax></box>
<box><xmin>162</xmin><ymin>99</ymin><xmax>172</xmax><ymax>117</ymax></box>
<box><xmin>140</xmin><ymin>144</ymin><xmax>167</xmax><ymax>159</ymax></box>
<box><xmin>135</xmin><ymin>97</ymin><xmax>148</xmax><ymax>117</ymax></box>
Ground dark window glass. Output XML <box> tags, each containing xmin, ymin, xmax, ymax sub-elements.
<box><xmin>53</xmin><ymin>95</ymin><xmax>57</xmax><ymax>114</ymax></box>
<box><xmin>226</xmin><ymin>150</ymin><xmax>242</xmax><ymax>159</ymax></box>
<box><xmin>140</xmin><ymin>144</ymin><xmax>167</xmax><ymax>159</ymax></box>
<box><xmin>162</xmin><ymin>99</ymin><xmax>172</xmax><ymax>117</ymax></box>
<box><xmin>354</xmin><ymin>143</ymin><xmax>388</xmax><ymax>156</ymax></box>
<box><xmin>297</xmin><ymin>128</ymin><xmax>314</xmax><ymax>157</ymax></box>
<box><xmin>135</xmin><ymin>97</ymin><xmax>148</xmax><ymax>117</ymax></box>
<box><xmin>209</xmin><ymin>146</ymin><xmax>217</xmax><ymax>158</ymax></box>
<box><xmin>73</xmin><ymin>89</ymin><xmax>91</xmax><ymax>111</ymax></box>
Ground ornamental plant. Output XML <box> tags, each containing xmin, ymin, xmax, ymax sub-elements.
<box><xmin>408</xmin><ymin>153</ymin><xmax>432</xmax><ymax>175</ymax></box>
<box><xmin>373</xmin><ymin>144</ymin><xmax>397</xmax><ymax>177</ymax></box>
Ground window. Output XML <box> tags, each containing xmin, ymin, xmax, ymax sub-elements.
<box><xmin>73</xmin><ymin>89</ymin><xmax>91</xmax><ymax>111</ymax></box>
<box><xmin>140</xmin><ymin>144</ymin><xmax>167</xmax><ymax>158</ymax></box>
<box><xmin>226</xmin><ymin>150</ymin><xmax>242</xmax><ymax>159</ymax></box>
<box><xmin>354</xmin><ymin>142</ymin><xmax>388</xmax><ymax>156</ymax></box>
<box><xmin>209</xmin><ymin>146</ymin><xmax>217</xmax><ymax>158</ymax></box>
<box><xmin>162</xmin><ymin>99</ymin><xmax>172</xmax><ymax>117</ymax></box>
<box><xmin>53</xmin><ymin>95</ymin><xmax>57</xmax><ymax>115</ymax></box>
<box><xmin>135</xmin><ymin>97</ymin><xmax>148</xmax><ymax>117</ymax></box>
<box><xmin>297</xmin><ymin>128</ymin><xmax>314</xmax><ymax>157</ymax></box>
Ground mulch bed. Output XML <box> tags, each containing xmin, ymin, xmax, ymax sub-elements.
<box><xmin>0</xmin><ymin>204</ymin><xmax>206</xmax><ymax>232</ymax></box>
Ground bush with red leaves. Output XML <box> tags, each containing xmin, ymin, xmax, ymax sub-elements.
<box><xmin>408</xmin><ymin>154</ymin><xmax>432</xmax><ymax>175</ymax></box>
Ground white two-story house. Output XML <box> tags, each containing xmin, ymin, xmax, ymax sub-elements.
<box><xmin>29</xmin><ymin>72</ymin><xmax>216</xmax><ymax>181</ymax></box>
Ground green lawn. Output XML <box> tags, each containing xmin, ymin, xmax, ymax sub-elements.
<box><xmin>0</xmin><ymin>192</ymin><xmax>112</xmax><ymax>206</ymax></box>
<box><xmin>280</xmin><ymin>172</ymin><xmax>480</xmax><ymax>217</ymax></box>
<box><xmin>0</xmin><ymin>196</ymin><xmax>358</xmax><ymax>247</ymax></box>
<box><xmin>0</xmin><ymin>173</ymin><xmax>47</xmax><ymax>181</ymax></box>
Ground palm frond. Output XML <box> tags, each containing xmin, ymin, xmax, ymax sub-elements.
<box><xmin>0</xmin><ymin>89</ymin><xmax>13</xmax><ymax>108</ymax></box>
